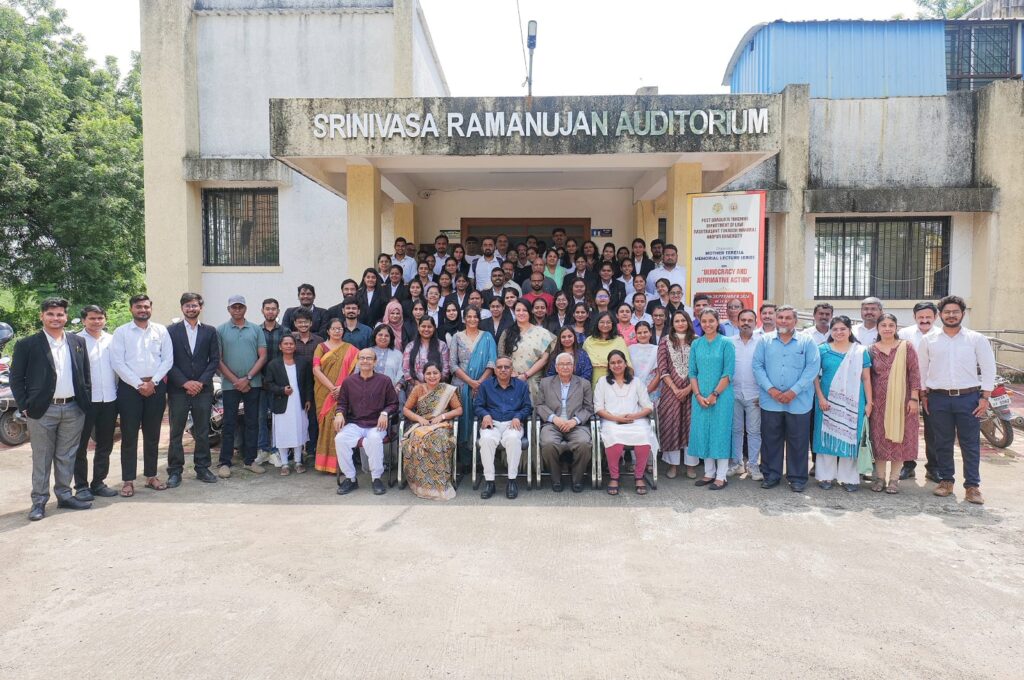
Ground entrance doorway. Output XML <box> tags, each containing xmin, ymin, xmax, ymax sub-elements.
<box><xmin>460</xmin><ymin>217</ymin><xmax>590</xmax><ymax>249</ymax></box>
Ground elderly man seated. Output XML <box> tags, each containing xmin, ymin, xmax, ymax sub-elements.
<box><xmin>474</xmin><ymin>356</ymin><xmax>533</xmax><ymax>500</ymax></box>
<box><xmin>333</xmin><ymin>348</ymin><xmax>399</xmax><ymax>496</ymax></box>
<box><xmin>536</xmin><ymin>352</ymin><xmax>594</xmax><ymax>493</ymax></box>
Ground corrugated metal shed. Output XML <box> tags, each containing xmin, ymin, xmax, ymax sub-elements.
<box><xmin>724</xmin><ymin>20</ymin><xmax>948</xmax><ymax>98</ymax></box>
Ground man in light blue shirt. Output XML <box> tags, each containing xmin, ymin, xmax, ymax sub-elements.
<box><xmin>752</xmin><ymin>304</ymin><xmax>820</xmax><ymax>492</ymax></box>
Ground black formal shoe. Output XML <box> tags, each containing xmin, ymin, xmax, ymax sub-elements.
<box><xmin>480</xmin><ymin>481</ymin><xmax>496</xmax><ymax>499</ymax></box>
<box><xmin>761</xmin><ymin>479</ymin><xmax>780</xmax><ymax>489</ymax></box>
<box><xmin>372</xmin><ymin>478</ymin><xmax>386</xmax><ymax>495</ymax></box>
<box><xmin>166</xmin><ymin>473</ymin><xmax>182</xmax><ymax>488</ymax></box>
<box><xmin>572</xmin><ymin>482</ymin><xmax>584</xmax><ymax>493</ymax></box>
<box><xmin>789</xmin><ymin>482</ymin><xmax>806</xmax><ymax>493</ymax></box>
<box><xmin>337</xmin><ymin>478</ymin><xmax>358</xmax><ymax>495</ymax></box>
<box><xmin>75</xmin><ymin>488</ymin><xmax>95</xmax><ymax>502</ymax></box>
<box><xmin>57</xmin><ymin>496</ymin><xmax>92</xmax><ymax>510</ymax></box>
<box><xmin>899</xmin><ymin>467</ymin><xmax>916</xmax><ymax>480</ymax></box>
<box><xmin>925</xmin><ymin>471</ymin><xmax>941</xmax><ymax>483</ymax></box>
<box><xmin>506</xmin><ymin>480</ymin><xmax>519</xmax><ymax>499</ymax></box>
<box><xmin>195</xmin><ymin>468</ymin><xmax>217</xmax><ymax>483</ymax></box>
<box><xmin>28</xmin><ymin>503</ymin><xmax>45</xmax><ymax>521</ymax></box>
<box><xmin>91</xmin><ymin>484</ymin><xmax>119</xmax><ymax>497</ymax></box>
<box><xmin>809</xmin><ymin>465</ymin><xmax>816</xmax><ymax>478</ymax></box>
<box><xmin>551</xmin><ymin>481</ymin><xmax>564</xmax><ymax>492</ymax></box>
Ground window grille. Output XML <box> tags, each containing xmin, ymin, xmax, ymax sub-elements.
<box><xmin>202</xmin><ymin>188</ymin><xmax>279</xmax><ymax>266</ymax></box>
<box><xmin>946</xmin><ymin>21</ymin><xmax>1018</xmax><ymax>91</ymax></box>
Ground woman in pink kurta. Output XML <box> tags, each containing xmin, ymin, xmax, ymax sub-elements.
<box><xmin>868</xmin><ymin>314</ymin><xmax>922</xmax><ymax>493</ymax></box>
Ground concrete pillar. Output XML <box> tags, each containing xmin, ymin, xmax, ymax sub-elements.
<box><xmin>346</xmin><ymin>165</ymin><xmax>382</xmax><ymax>280</ymax></box>
<box><xmin>633</xmin><ymin>200</ymin><xmax>657</xmax><ymax>245</ymax></box>
<box><xmin>394</xmin><ymin>202</ymin><xmax>415</xmax><ymax>242</ymax></box>
<box><xmin>392</xmin><ymin>0</ymin><xmax>414</xmax><ymax>96</ymax></box>
<box><xmin>974</xmin><ymin>80</ymin><xmax>1024</xmax><ymax>332</ymax></box>
<box><xmin>664</xmin><ymin>163</ymin><xmax>702</xmax><ymax>256</ymax></box>
<box><xmin>140</xmin><ymin>0</ymin><xmax>201</xmax><ymax>322</ymax></box>
<box><xmin>775</xmin><ymin>84</ymin><xmax>810</xmax><ymax>307</ymax></box>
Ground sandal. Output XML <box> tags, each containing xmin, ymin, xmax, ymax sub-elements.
<box><xmin>119</xmin><ymin>481</ymin><xmax>134</xmax><ymax>497</ymax></box>
<box><xmin>295</xmin><ymin>464</ymin><xmax>306</xmax><ymax>474</ymax></box>
<box><xmin>144</xmin><ymin>477</ymin><xmax>167</xmax><ymax>491</ymax></box>
<box><xmin>280</xmin><ymin>465</ymin><xmax>291</xmax><ymax>476</ymax></box>
<box><xmin>870</xmin><ymin>478</ymin><xmax>885</xmax><ymax>493</ymax></box>
<box><xmin>607</xmin><ymin>479</ymin><xmax>620</xmax><ymax>496</ymax></box>
<box><xmin>635</xmin><ymin>480</ymin><xmax>648</xmax><ymax>495</ymax></box>
<box><xmin>885</xmin><ymin>479</ymin><xmax>900</xmax><ymax>494</ymax></box>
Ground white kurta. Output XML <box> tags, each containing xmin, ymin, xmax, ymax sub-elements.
<box><xmin>594</xmin><ymin>379</ymin><xmax>659</xmax><ymax>453</ymax></box>
<box><xmin>272</xmin><ymin>363</ymin><xmax>308</xmax><ymax>449</ymax></box>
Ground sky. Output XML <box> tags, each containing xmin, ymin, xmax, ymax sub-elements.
<box><xmin>58</xmin><ymin>0</ymin><xmax>923</xmax><ymax>93</ymax></box>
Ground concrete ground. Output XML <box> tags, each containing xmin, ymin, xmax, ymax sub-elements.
<box><xmin>0</xmin><ymin>423</ymin><xmax>1022</xmax><ymax>679</ymax></box>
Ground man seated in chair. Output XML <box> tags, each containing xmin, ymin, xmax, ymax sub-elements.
<box><xmin>537</xmin><ymin>353</ymin><xmax>594</xmax><ymax>493</ymax></box>
<box><xmin>333</xmin><ymin>348</ymin><xmax>399</xmax><ymax>496</ymax></box>
<box><xmin>474</xmin><ymin>356</ymin><xmax>533</xmax><ymax>500</ymax></box>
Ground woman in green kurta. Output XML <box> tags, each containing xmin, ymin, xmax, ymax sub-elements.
<box><xmin>688</xmin><ymin>309</ymin><xmax>736</xmax><ymax>490</ymax></box>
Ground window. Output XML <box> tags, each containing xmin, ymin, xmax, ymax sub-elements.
<box><xmin>202</xmin><ymin>188</ymin><xmax>279</xmax><ymax>266</ymax></box>
<box><xmin>814</xmin><ymin>217</ymin><xmax>950</xmax><ymax>300</ymax></box>
<box><xmin>945</xmin><ymin>21</ymin><xmax>1018</xmax><ymax>91</ymax></box>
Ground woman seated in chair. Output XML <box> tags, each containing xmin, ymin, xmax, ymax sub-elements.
<box><xmin>401</xmin><ymin>362</ymin><xmax>463</xmax><ymax>501</ymax></box>
<box><xmin>594</xmin><ymin>349</ymin><xmax>657</xmax><ymax>496</ymax></box>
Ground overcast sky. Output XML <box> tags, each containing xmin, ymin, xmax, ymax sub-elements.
<box><xmin>59</xmin><ymin>0</ymin><xmax>923</xmax><ymax>93</ymax></box>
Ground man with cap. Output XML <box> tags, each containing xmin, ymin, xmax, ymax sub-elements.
<box><xmin>216</xmin><ymin>295</ymin><xmax>268</xmax><ymax>478</ymax></box>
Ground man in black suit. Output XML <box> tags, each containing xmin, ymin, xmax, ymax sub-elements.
<box><xmin>166</xmin><ymin>292</ymin><xmax>221</xmax><ymax>487</ymax></box>
<box><xmin>10</xmin><ymin>297</ymin><xmax>93</xmax><ymax>521</ymax></box>
<box><xmin>594</xmin><ymin>262</ymin><xmax>627</xmax><ymax>309</ymax></box>
<box><xmin>281</xmin><ymin>284</ymin><xmax>328</xmax><ymax>333</ymax></box>
<box><xmin>631</xmin><ymin>238</ymin><xmax>656</xmax><ymax>279</ymax></box>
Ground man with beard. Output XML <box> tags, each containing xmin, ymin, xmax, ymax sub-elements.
<box><xmin>852</xmin><ymin>297</ymin><xmax>883</xmax><ymax>345</ymax></box>
<box><xmin>111</xmin><ymin>294</ymin><xmax>174</xmax><ymax>496</ymax></box>
<box><xmin>472</xmin><ymin>237</ymin><xmax>503</xmax><ymax>291</ymax></box>
<box><xmin>729</xmin><ymin>309</ymin><xmax>762</xmax><ymax>480</ymax></box>
<box><xmin>216</xmin><ymin>295</ymin><xmax>268</xmax><ymax>478</ymax></box>
<box><xmin>281</xmin><ymin>284</ymin><xmax>327</xmax><ymax>333</ymax></box>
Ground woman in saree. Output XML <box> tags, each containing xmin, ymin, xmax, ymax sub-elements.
<box><xmin>449</xmin><ymin>306</ymin><xmax>497</xmax><ymax>467</ymax></box>
<box><xmin>311</xmin><ymin>317</ymin><xmax>359</xmax><ymax>473</ymax></box>
<box><xmin>401</xmin><ymin>362</ymin><xmax>463</xmax><ymax>500</ymax></box>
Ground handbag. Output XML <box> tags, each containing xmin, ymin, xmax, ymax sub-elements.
<box><xmin>857</xmin><ymin>417</ymin><xmax>874</xmax><ymax>476</ymax></box>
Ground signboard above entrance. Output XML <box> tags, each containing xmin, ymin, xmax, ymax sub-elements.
<box><xmin>270</xmin><ymin>95</ymin><xmax>782</xmax><ymax>158</ymax></box>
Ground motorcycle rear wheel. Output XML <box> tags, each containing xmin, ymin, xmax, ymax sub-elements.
<box><xmin>0</xmin><ymin>411</ymin><xmax>29</xmax><ymax>446</ymax></box>
<box><xmin>981</xmin><ymin>417</ymin><xmax>1014</xmax><ymax>449</ymax></box>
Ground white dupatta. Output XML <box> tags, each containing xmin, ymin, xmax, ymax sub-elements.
<box><xmin>820</xmin><ymin>345</ymin><xmax>866</xmax><ymax>457</ymax></box>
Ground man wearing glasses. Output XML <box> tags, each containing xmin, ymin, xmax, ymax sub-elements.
<box><xmin>474</xmin><ymin>357</ymin><xmax>533</xmax><ymax>500</ymax></box>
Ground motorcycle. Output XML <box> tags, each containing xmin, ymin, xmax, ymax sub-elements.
<box><xmin>982</xmin><ymin>375</ymin><xmax>1015</xmax><ymax>448</ymax></box>
<box><xmin>187</xmin><ymin>375</ymin><xmax>246</xmax><ymax>451</ymax></box>
<box><xmin>0</xmin><ymin>322</ymin><xmax>29</xmax><ymax>446</ymax></box>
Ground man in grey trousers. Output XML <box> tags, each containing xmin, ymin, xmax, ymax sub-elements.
<box><xmin>10</xmin><ymin>298</ymin><xmax>93</xmax><ymax>521</ymax></box>
<box><xmin>536</xmin><ymin>353</ymin><xmax>594</xmax><ymax>493</ymax></box>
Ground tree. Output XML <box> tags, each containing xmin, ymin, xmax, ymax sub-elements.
<box><xmin>0</xmin><ymin>0</ymin><xmax>144</xmax><ymax>333</ymax></box>
<box><xmin>913</xmin><ymin>0</ymin><xmax>983</xmax><ymax>19</ymax></box>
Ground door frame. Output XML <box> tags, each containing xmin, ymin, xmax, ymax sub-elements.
<box><xmin>459</xmin><ymin>217</ymin><xmax>591</xmax><ymax>246</ymax></box>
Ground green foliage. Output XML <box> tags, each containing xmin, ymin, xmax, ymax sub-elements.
<box><xmin>913</xmin><ymin>0</ymin><xmax>983</xmax><ymax>19</ymax></box>
<box><xmin>0</xmin><ymin>0</ymin><xmax>144</xmax><ymax>336</ymax></box>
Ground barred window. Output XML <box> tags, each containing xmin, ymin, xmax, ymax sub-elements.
<box><xmin>945</xmin><ymin>21</ymin><xmax>1017</xmax><ymax>92</ymax></box>
<box><xmin>202</xmin><ymin>188</ymin><xmax>279</xmax><ymax>266</ymax></box>
<box><xmin>814</xmin><ymin>217</ymin><xmax>950</xmax><ymax>300</ymax></box>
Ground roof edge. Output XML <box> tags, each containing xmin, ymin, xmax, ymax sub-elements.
<box><xmin>722</xmin><ymin>22</ymin><xmax>769</xmax><ymax>87</ymax></box>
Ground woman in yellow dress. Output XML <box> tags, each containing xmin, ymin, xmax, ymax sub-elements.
<box><xmin>583</xmin><ymin>311</ymin><xmax>631</xmax><ymax>386</ymax></box>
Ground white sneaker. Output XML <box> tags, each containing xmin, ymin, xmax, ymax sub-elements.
<box><xmin>749</xmin><ymin>467</ymin><xmax>764</xmax><ymax>481</ymax></box>
<box><xmin>254</xmin><ymin>450</ymin><xmax>272</xmax><ymax>465</ymax></box>
<box><xmin>727</xmin><ymin>464</ymin><xmax>743</xmax><ymax>477</ymax></box>
<box><xmin>268</xmin><ymin>453</ymin><xmax>283</xmax><ymax>468</ymax></box>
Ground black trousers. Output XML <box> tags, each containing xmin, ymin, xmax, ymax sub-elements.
<box><xmin>167</xmin><ymin>388</ymin><xmax>213</xmax><ymax>475</ymax></box>
<box><xmin>73</xmin><ymin>400</ymin><xmax>118</xmax><ymax>490</ymax></box>
<box><xmin>117</xmin><ymin>379</ymin><xmax>167</xmax><ymax>481</ymax></box>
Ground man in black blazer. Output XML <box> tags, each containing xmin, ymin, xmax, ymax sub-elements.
<box><xmin>166</xmin><ymin>293</ymin><xmax>221</xmax><ymax>487</ymax></box>
<box><xmin>281</xmin><ymin>284</ymin><xmax>328</xmax><ymax>333</ymax></box>
<box><xmin>10</xmin><ymin>297</ymin><xmax>93</xmax><ymax>521</ymax></box>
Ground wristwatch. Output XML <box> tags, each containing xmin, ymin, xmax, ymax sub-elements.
<box><xmin>711</xmin><ymin>390</ymin><xmax>720</xmax><ymax>398</ymax></box>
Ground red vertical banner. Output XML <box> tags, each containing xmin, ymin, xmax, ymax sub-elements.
<box><xmin>687</xmin><ymin>191</ymin><xmax>766</xmax><ymax>316</ymax></box>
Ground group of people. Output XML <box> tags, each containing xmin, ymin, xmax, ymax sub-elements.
<box><xmin>10</xmin><ymin>229</ymin><xmax>998</xmax><ymax>520</ymax></box>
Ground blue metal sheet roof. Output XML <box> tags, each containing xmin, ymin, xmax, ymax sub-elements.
<box><xmin>725</xmin><ymin>20</ymin><xmax>948</xmax><ymax>98</ymax></box>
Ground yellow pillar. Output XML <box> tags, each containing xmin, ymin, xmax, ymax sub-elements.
<box><xmin>394</xmin><ymin>202</ymin><xmax>415</xmax><ymax>243</ymax></box>
<box><xmin>664</xmin><ymin>163</ymin><xmax>703</xmax><ymax>258</ymax></box>
<box><xmin>632</xmin><ymin>200</ymin><xmax>657</xmax><ymax>244</ymax></box>
<box><xmin>346</xmin><ymin>165</ymin><xmax>382</xmax><ymax>280</ymax></box>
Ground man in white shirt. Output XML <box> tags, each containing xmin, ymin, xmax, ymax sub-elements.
<box><xmin>432</xmin><ymin>234</ymin><xmax>450</xmax><ymax>275</ymax></box>
<box><xmin>495</xmin><ymin>233</ymin><xmax>511</xmax><ymax>261</ymax></box>
<box><xmin>73</xmin><ymin>305</ymin><xmax>119</xmax><ymax>500</ymax></box>
<box><xmin>646</xmin><ymin>243</ymin><xmax>686</xmax><ymax>296</ymax></box>
<box><xmin>730</xmin><ymin>309</ymin><xmax>763</xmax><ymax>479</ymax></box>
<box><xmin>918</xmin><ymin>295</ymin><xmax>996</xmax><ymax>505</ymax></box>
<box><xmin>852</xmin><ymin>296</ymin><xmax>883</xmax><ymax>345</ymax></box>
<box><xmin>897</xmin><ymin>301</ymin><xmax>940</xmax><ymax>482</ymax></box>
<box><xmin>473</xmin><ymin>237</ymin><xmax>503</xmax><ymax>291</ymax></box>
<box><xmin>110</xmin><ymin>294</ymin><xmax>174</xmax><ymax>496</ymax></box>
<box><xmin>393</xmin><ymin>237</ymin><xmax>417</xmax><ymax>283</ymax></box>
<box><xmin>801</xmin><ymin>302</ymin><xmax>833</xmax><ymax>345</ymax></box>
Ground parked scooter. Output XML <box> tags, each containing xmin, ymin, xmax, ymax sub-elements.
<box><xmin>982</xmin><ymin>375</ymin><xmax>1015</xmax><ymax>448</ymax></box>
<box><xmin>0</xmin><ymin>322</ymin><xmax>29</xmax><ymax>446</ymax></box>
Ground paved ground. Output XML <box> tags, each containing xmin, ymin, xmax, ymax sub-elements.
<box><xmin>0</xmin><ymin>420</ymin><xmax>1022</xmax><ymax>679</ymax></box>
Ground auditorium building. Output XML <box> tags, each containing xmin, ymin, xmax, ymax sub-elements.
<box><xmin>141</xmin><ymin>1</ymin><xmax>1024</xmax><ymax>331</ymax></box>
